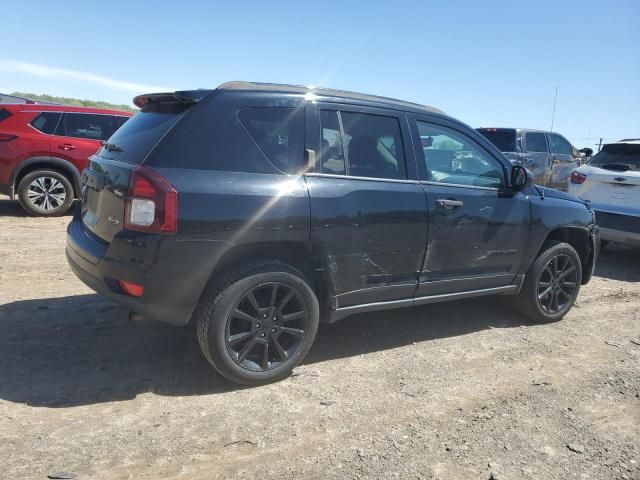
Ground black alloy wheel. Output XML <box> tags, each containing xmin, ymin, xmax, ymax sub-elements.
<box><xmin>536</xmin><ymin>253</ymin><xmax>579</xmax><ymax>315</ymax></box>
<box><xmin>225</xmin><ymin>282</ymin><xmax>309</xmax><ymax>372</ymax></box>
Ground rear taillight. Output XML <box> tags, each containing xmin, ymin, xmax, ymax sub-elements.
<box><xmin>570</xmin><ymin>171</ymin><xmax>587</xmax><ymax>185</ymax></box>
<box><xmin>118</xmin><ymin>280</ymin><xmax>144</xmax><ymax>297</ymax></box>
<box><xmin>0</xmin><ymin>133</ymin><xmax>17</xmax><ymax>142</ymax></box>
<box><xmin>124</xmin><ymin>166</ymin><xmax>178</xmax><ymax>234</ymax></box>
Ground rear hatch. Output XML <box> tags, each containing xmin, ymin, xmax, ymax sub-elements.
<box><xmin>476</xmin><ymin>128</ymin><xmax>521</xmax><ymax>163</ymax></box>
<box><xmin>578</xmin><ymin>143</ymin><xmax>640</xmax><ymax>214</ymax></box>
<box><xmin>81</xmin><ymin>91</ymin><xmax>209</xmax><ymax>242</ymax></box>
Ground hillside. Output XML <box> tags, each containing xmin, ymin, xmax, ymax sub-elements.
<box><xmin>10</xmin><ymin>92</ymin><xmax>137</xmax><ymax>112</ymax></box>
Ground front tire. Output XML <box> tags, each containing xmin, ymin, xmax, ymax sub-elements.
<box><xmin>196</xmin><ymin>260</ymin><xmax>319</xmax><ymax>385</ymax></box>
<box><xmin>514</xmin><ymin>242</ymin><xmax>582</xmax><ymax>323</ymax></box>
<box><xmin>17</xmin><ymin>169</ymin><xmax>74</xmax><ymax>216</ymax></box>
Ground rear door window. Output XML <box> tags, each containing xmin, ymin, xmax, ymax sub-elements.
<box><xmin>29</xmin><ymin>112</ymin><xmax>61</xmax><ymax>134</ymax></box>
<box><xmin>57</xmin><ymin>113</ymin><xmax>116</xmax><ymax>141</ymax></box>
<box><xmin>525</xmin><ymin>132</ymin><xmax>548</xmax><ymax>153</ymax></box>
<box><xmin>548</xmin><ymin>133</ymin><xmax>573</xmax><ymax>155</ymax></box>
<box><xmin>319</xmin><ymin>110</ymin><xmax>346</xmax><ymax>175</ymax></box>
<box><xmin>238</xmin><ymin>108</ymin><xmax>304</xmax><ymax>173</ymax></box>
<box><xmin>318</xmin><ymin>110</ymin><xmax>406</xmax><ymax>180</ymax></box>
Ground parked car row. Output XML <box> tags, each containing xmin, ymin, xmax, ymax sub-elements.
<box><xmin>477</xmin><ymin>127</ymin><xmax>585</xmax><ymax>191</ymax></box>
<box><xmin>0</xmin><ymin>103</ymin><xmax>132</xmax><ymax>215</ymax></box>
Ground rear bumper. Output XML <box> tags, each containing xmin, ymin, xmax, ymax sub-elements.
<box><xmin>66</xmin><ymin>216</ymin><xmax>214</xmax><ymax>326</ymax></box>
<box><xmin>595</xmin><ymin>210</ymin><xmax>640</xmax><ymax>247</ymax></box>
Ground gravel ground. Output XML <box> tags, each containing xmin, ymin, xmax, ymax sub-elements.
<box><xmin>0</xmin><ymin>197</ymin><xmax>639</xmax><ymax>480</ymax></box>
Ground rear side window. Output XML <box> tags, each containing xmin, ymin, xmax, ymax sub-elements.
<box><xmin>238</xmin><ymin>108</ymin><xmax>304</xmax><ymax>173</ymax></box>
<box><xmin>0</xmin><ymin>108</ymin><xmax>12</xmax><ymax>123</ymax></box>
<box><xmin>525</xmin><ymin>132</ymin><xmax>548</xmax><ymax>153</ymax></box>
<box><xmin>477</xmin><ymin>129</ymin><xmax>517</xmax><ymax>152</ymax></box>
<box><xmin>30</xmin><ymin>112</ymin><xmax>61</xmax><ymax>134</ymax></box>
<box><xmin>58</xmin><ymin>113</ymin><xmax>116</xmax><ymax>140</ymax></box>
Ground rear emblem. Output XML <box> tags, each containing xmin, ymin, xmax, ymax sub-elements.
<box><xmin>107</xmin><ymin>216</ymin><xmax>121</xmax><ymax>225</ymax></box>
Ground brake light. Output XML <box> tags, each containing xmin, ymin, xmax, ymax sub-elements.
<box><xmin>118</xmin><ymin>280</ymin><xmax>144</xmax><ymax>297</ymax></box>
<box><xmin>570</xmin><ymin>171</ymin><xmax>587</xmax><ymax>185</ymax></box>
<box><xmin>0</xmin><ymin>133</ymin><xmax>17</xmax><ymax>142</ymax></box>
<box><xmin>124</xmin><ymin>166</ymin><xmax>178</xmax><ymax>234</ymax></box>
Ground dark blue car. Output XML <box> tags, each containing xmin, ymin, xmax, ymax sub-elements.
<box><xmin>67</xmin><ymin>81</ymin><xmax>599</xmax><ymax>385</ymax></box>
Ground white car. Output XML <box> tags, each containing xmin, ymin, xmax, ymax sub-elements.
<box><xmin>568</xmin><ymin>139</ymin><xmax>640</xmax><ymax>247</ymax></box>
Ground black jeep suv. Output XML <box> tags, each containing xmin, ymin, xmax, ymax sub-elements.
<box><xmin>67</xmin><ymin>81</ymin><xmax>599</xmax><ymax>385</ymax></box>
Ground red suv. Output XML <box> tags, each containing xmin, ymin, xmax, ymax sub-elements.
<box><xmin>0</xmin><ymin>104</ymin><xmax>132</xmax><ymax>216</ymax></box>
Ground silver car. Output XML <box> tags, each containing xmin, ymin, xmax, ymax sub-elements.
<box><xmin>477</xmin><ymin>128</ymin><xmax>583</xmax><ymax>190</ymax></box>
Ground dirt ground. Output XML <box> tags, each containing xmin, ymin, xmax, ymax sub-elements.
<box><xmin>0</xmin><ymin>196</ymin><xmax>638</xmax><ymax>480</ymax></box>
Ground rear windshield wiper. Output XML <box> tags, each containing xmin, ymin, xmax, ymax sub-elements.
<box><xmin>102</xmin><ymin>142</ymin><xmax>124</xmax><ymax>152</ymax></box>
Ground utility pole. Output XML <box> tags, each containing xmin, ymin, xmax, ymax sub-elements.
<box><xmin>550</xmin><ymin>86</ymin><xmax>559</xmax><ymax>132</ymax></box>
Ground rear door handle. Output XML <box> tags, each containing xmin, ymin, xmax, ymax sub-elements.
<box><xmin>436</xmin><ymin>199</ymin><xmax>464</xmax><ymax>209</ymax></box>
<box><xmin>59</xmin><ymin>143</ymin><xmax>76</xmax><ymax>151</ymax></box>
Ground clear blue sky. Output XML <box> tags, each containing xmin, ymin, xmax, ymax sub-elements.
<box><xmin>3</xmin><ymin>0</ymin><xmax>638</xmax><ymax>150</ymax></box>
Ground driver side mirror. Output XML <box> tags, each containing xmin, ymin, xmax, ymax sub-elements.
<box><xmin>579</xmin><ymin>147</ymin><xmax>593</xmax><ymax>158</ymax></box>
<box><xmin>510</xmin><ymin>165</ymin><xmax>531</xmax><ymax>190</ymax></box>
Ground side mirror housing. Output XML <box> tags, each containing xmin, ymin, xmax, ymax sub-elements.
<box><xmin>579</xmin><ymin>147</ymin><xmax>593</xmax><ymax>158</ymax></box>
<box><xmin>510</xmin><ymin>165</ymin><xmax>531</xmax><ymax>191</ymax></box>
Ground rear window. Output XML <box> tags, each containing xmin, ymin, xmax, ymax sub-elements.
<box><xmin>58</xmin><ymin>113</ymin><xmax>116</xmax><ymax>141</ymax></box>
<box><xmin>97</xmin><ymin>109</ymin><xmax>183</xmax><ymax>164</ymax></box>
<box><xmin>589</xmin><ymin>144</ymin><xmax>640</xmax><ymax>171</ymax></box>
<box><xmin>0</xmin><ymin>108</ymin><xmax>11</xmax><ymax>123</ymax></box>
<box><xmin>30</xmin><ymin>112</ymin><xmax>61</xmax><ymax>134</ymax></box>
<box><xmin>238</xmin><ymin>108</ymin><xmax>304</xmax><ymax>173</ymax></box>
<box><xmin>477</xmin><ymin>129</ymin><xmax>517</xmax><ymax>152</ymax></box>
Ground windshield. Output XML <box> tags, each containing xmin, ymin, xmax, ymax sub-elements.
<box><xmin>477</xmin><ymin>129</ymin><xmax>517</xmax><ymax>152</ymax></box>
<box><xmin>588</xmin><ymin>143</ymin><xmax>640</xmax><ymax>171</ymax></box>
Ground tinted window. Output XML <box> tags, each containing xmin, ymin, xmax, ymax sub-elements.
<box><xmin>58</xmin><ymin>113</ymin><xmax>116</xmax><ymax>140</ymax></box>
<box><xmin>0</xmin><ymin>108</ymin><xmax>12</xmax><ymax>123</ymax></box>
<box><xmin>477</xmin><ymin>129</ymin><xmax>516</xmax><ymax>152</ymax></box>
<box><xmin>548</xmin><ymin>133</ymin><xmax>573</xmax><ymax>155</ymax></box>
<box><xmin>525</xmin><ymin>132</ymin><xmax>548</xmax><ymax>153</ymax></box>
<box><xmin>319</xmin><ymin>110</ymin><xmax>346</xmax><ymax>174</ymax></box>
<box><xmin>589</xmin><ymin>143</ymin><xmax>640</xmax><ymax>171</ymax></box>
<box><xmin>113</xmin><ymin>115</ymin><xmax>129</xmax><ymax>130</ymax></box>
<box><xmin>97</xmin><ymin>110</ymin><xmax>183</xmax><ymax>164</ymax></box>
<box><xmin>149</xmin><ymin>102</ymin><xmax>281</xmax><ymax>173</ymax></box>
<box><xmin>238</xmin><ymin>108</ymin><xmax>304</xmax><ymax>173</ymax></box>
<box><xmin>30</xmin><ymin>112</ymin><xmax>61</xmax><ymax>134</ymax></box>
<box><xmin>418</xmin><ymin>122</ymin><xmax>504</xmax><ymax>188</ymax></box>
<box><xmin>340</xmin><ymin>112</ymin><xmax>406</xmax><ymax>179</ymax></box>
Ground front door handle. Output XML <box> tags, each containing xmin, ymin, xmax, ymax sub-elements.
<box><xmin>59</xmin><ymin>143</ymin><xmax>76</xmax><ymax>151</ymax></box>
<box><xmin>436</xmin><ymin>199</ymin><xmax>464</xmax><ymax>209</ymax></box>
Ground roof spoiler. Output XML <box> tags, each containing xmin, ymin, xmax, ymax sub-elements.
<box><xmin>133</xmin><ymin>89</ymin><xmax>213</xmax><ymax>109</ymax></box>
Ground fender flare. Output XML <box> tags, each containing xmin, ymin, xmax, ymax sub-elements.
<box><xmin>10</xmin><ymin>156</ymin><xmax>82</xmax><ymax>198</ymax></box>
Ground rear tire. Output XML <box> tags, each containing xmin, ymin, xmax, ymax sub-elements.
<box><xmin>514</xmin><ymin>242</ymin><xmax>582</xmax><ymax>323</ymax></box>
<box><xmin>196</xmin><ymin>260</ymin><xmax>319</xmax><ymax>385</ymax></box>
<box><xmin>17</xmin><ymin>169</ymin><xmax>74</xmax><ymax>217</ymax></box>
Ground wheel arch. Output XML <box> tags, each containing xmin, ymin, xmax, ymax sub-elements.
<box><xmin>195</xmin><ymin>240</ymin><xmax>331</xmax><ymax>319</ymax></box>
<box><xmin>11</xmin><ymin>157</ymin><xmax>82</xmax><ymax>198</ymax></box>
<box><xmin>537</xmin><ymin>226</ymin><xmax>594</xmax><ymax>284</ymax></box>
